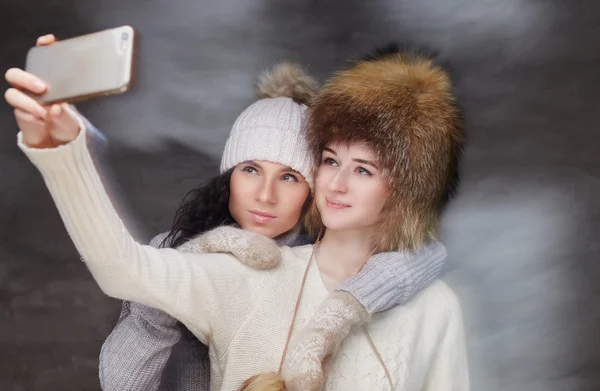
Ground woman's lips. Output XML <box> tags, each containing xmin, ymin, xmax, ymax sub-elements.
<box><xmin>325</xmin><ymin>197</ymin><xmax>351</xmax><ymax>210</ymax></box>
<box><xmin>248</xmin><ymin>210</ymin><xmax>276</xmax><ymax>223</ymax></box>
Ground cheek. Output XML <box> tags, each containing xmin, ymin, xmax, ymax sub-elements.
<box><xmin>357</xmin><ymin>182</ymin><xmax>389</xmax><ymax>216</ymax></box>
<box><xmin>294</xmin><ymin>185</ymin><xmax>311</xmax><ymax>212</ymax></box>
<box><xmin>315</xmin><ymin>167</ymin><xmax>332</xmax><ymax>194</ymax></box>
<box><xmin>229</xmin><ymin>173</ymin><xmax>252</xmax><ymax>212</ymax></box>
<box><xmin>278</xmin><ymin>184</ymin><xmax>310</xmax><ymax>219</ymax></box>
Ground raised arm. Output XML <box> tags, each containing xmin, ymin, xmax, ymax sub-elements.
<box><xmin>18</xmin><ymin>120</ymin><xmax>223</xmax><ymax>340</ymax></box>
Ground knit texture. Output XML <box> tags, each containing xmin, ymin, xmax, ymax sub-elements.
<box><xmin>337</xmin><ymin>242</ymin><xmax>447</xmax><ymax>314</ymax></box>
<box><xmin>99</xmin><ymin>232</ymin><xmax>212</xmax><ymax>391</ymax></box>
<box><xmin>178</xmin><ymin>226</ymin><xmax>281</xmax><ymax>270</ymax></box>
<box><xmin>99</xmin><ymin>232</ymin><xmax>446</xmax><ymax>391</ymax></box>
<box><xmin>18</xmin><ymin>125</ymin><xmax>468</xmax><ymax>391</ymax></box>
<box><xmin>220</xmin><ymin>97</ymin><xmax>313</xmax><ymax>186</ymax></box>
<box><xmin>283</xmin><ymin>291</ymin><xmax>370</xmax><ymax>391</ymax></box>
<box><xmin>81</xmin><ymin>111</ymin><xmax>447</xmax><ymax>390</ymax></box>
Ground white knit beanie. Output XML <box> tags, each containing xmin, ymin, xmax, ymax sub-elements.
<box><xmin>220</xmin><ymin>62</ymin><xmax>317</xmax><ymax>186</ymax></box>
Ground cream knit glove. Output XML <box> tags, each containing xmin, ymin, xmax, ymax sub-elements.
<box><xmin>282</xmin><ymin>291</ymin><xmax>369</xmax><ymax>391</ymax></box>
<box><xmin>178</xmin><ymin>226</ymin><xmax>281</xmax><ymax>270</ymax></box>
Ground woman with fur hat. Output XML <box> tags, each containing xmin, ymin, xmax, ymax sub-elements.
<box><xmin>241</xmin><ymin>45</ymin><xmax>468</xmax><ymax>390</ymax></box>
<box><xmin>6</xmin><ymin>36</ymin><xmax>452</xmax><ymax>391</ymax></box>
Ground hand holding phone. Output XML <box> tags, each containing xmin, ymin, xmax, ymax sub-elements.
<box><xmin>5</xmin><ymin>26</ymin><xmax>136</xmax><ymax>148</ymax></box>
<box><xmin>5</xmin><ymin>35</ymin><xmax>81</xmax><ymax>148</ymax></box>
<box><xmin>25</xmin><ymin>25</ymin><xmax>136</xmax><ymax>104</ymax></box>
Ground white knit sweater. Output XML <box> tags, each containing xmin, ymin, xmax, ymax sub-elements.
<box><xmin>18</xmin><ymin>125</ymin><xmax>469</xmax><ymax>391</ymax></box>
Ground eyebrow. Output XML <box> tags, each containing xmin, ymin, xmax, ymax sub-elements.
<box><xmin>245</xmin><ymin>161</ymin><xmax>262</xmax><ymax>170</ymax></box>
<box><xmin>353</xmin><ymin>158</ymin><xmax>379</xmax><ymax>169</ymax></box>
<box><xmin>322</xmin><ymin>147</ymin><xmax>379</xmax><ymax>169</ymax></box>
<box><xmin>244</xmin><ymin>161</ymin><xmax>299</xmax><ymax>174</ymax></box>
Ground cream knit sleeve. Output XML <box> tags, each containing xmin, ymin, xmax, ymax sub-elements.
<box><xmin>16</xmin><ymin>122</ymin><xmax>229</xmax><ymax>344</ymax></box>
<box><xmin>422</xmin><ymin>285</ymin><xmax>470</xmax><ymax>391</ymax></box>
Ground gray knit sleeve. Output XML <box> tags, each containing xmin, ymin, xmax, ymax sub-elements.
<box><xmin>98</xmin><ymin>232</ymin><xmax>208</xmax><ymax>391</ymax></box>
<box><xmin>336</xmin><ymin>240</ymin><xmax>448</xmax><ymax>314</ymax></box>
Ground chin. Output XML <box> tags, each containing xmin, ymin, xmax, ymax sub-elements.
<box><xmin>321</xmin><ymin>211</ymin><xmax>375</xmax><ymax>233</ymax></box>
<box><xmin>319</xmin><ymin>213</ymin><xmax>351</xmax><ymax>231</ymax></box>
<box><xmin>246</xmin><ymin>225</ymin><xmax>274</xmax><ymax>238</ymax></box>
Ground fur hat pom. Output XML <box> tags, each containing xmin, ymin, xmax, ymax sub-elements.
<box><xmin>256</xmin><ymin>62</ymin><xmax>318</xmax><ymax>106</ymax></box>
<box><xmin>220</xmin><ymin>62</ymin><xmax>317</xmax><ymax>183</ymax></box>
<box><xmin>239</xmin><ymin>372</ymin><xmax>287</xmax><ymax>391</ymax></box>
<box><xmin>305</xmin><ymin>43</ymin><xmax>464</xmax><ymax>251</ymax></box>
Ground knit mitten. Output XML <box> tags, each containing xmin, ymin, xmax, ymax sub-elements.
<box><xmin>178</xmin><ymin>226</ymin><xmax>281</xmax><ymax>270</ymax></box>
<box><xmin>336</xmin><ymin>240</ymin><xmax>447</xmax><ymax>314</ymax></box>
<box><xmin>282</xmin><ymin>291</ymin><xmax>369</xmax><ymax>391</ymax></box>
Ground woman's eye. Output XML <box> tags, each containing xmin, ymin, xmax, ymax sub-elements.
<box><xmin>357</xmin><ymin>167</ymin><xmax>373</xmax><ymax>176</ymax></box>
<box><xmin>242</xmin><ymin>166</ymin><xmax>258</xmax><ymax>174</ymax></box>
<box><xmin>323</xmin><ymin>157</ymin><xmax>337</xmax><ymax>166</ymax></box>
<box><xmin>282</xmin><ymin>174</ymin><xmax>299</xmax><ymax>182</ymax></box>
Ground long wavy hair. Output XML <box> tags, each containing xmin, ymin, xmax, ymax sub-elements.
<box><xmin>161</xmin><ymin>168</ymin><xmax>236</xmax><ymax>249</ymax></box>
<box><xmin>107</xmin><ymin>169</ymin><xmax>237</xmax><ymax>329</ymax></box>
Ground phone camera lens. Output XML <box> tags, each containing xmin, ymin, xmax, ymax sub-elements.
<box><xmin>122</xmin><ymin>32</ymin><xmax>129</xmax><ymax>40</ymax></box>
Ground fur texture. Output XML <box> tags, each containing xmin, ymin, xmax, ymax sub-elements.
<box><xmin>239</xmin><ymin>372</ymin><xmax>287</xmax><ymax>391</ymax></box>
<box><xmin>305</xmin><ymin>46</ymin><xmax>464</xmax><ymax>251</ymax></box>
<box><xmin>256</xmin><ymin>61</ymin><xmax>318</xmax><ymax>105</ymax></box>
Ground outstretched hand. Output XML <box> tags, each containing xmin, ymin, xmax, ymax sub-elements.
<box><xmin>4</xmin><ymin>34</ymin><xmax>80</xmax><ymax>148</ymax></box>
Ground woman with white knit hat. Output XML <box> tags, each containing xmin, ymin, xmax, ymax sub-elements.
<box><xmin>6</xmin><ymin>35</ymin><xmax>451</xmax><ymax>391</ymax></box>
<box><xmin>100</xmin><ymin>61</ymin><xmax>319</xmax><ymax>391</ymax></box>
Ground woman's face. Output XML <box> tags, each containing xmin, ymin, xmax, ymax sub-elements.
<box><xmin>315</xmin><ymin>142</ymin><xmax>390</xmax><ymax>233</ymax></box>
<box><xmin>229</xmin><ymin>161</ymin><xmax>310</xmax><ymax>238</ymax></box>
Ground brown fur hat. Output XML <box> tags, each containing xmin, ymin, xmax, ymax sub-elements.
<box><xmin>304</xmin><ymin>44</ymin><xmax>463</xmax><ymax>251</ymax></box>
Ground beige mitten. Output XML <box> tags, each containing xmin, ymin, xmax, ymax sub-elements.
<box><xmin>283</xmin><ymin>291</ymin><xmax>370</xmax><ymax>391</ymax></box>
<box><xmin>177</xmin><ymin>226</ymin><xmax>281</xmax><ymax>270</ymax></box>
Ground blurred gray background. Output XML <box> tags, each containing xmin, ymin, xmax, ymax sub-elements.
<box><xmin>1</xmin><ymin>0</ymin><xmax>599</xmax><ymax>390</ymax></box>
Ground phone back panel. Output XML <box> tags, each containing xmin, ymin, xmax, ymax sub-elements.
<box><xmin>25</xmin><ymin>26</ymin><xmax>136</xmax><ymax>104</ymax></box>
